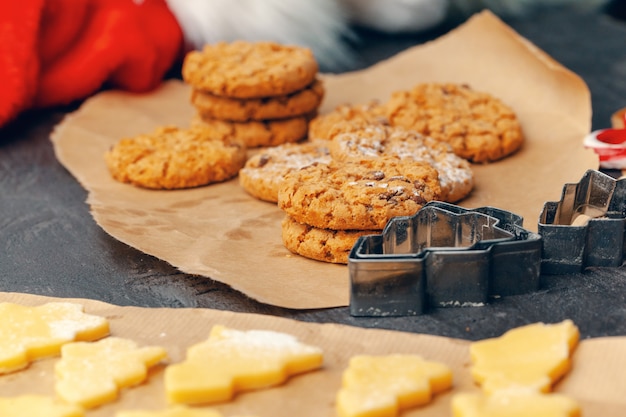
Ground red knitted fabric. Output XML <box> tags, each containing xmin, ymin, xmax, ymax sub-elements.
<box><xmin>0</xmin><ymin>0</ymin><xmax>184</xmax><ymax>127</ymax></box>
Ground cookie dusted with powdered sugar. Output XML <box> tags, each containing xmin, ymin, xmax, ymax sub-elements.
<box><xmin>278</xmin><ymin>157</ymin><xmax>441</xmax><ymax>230</ymax></box>
<box><xmin>182</xmin><ymin>41</ymin><xmax>319</xmax><ymax>99</ymax></box>
<box><xmin>281</xmin><ymin>215</ymin><xmax>375</xmax><ymax>264</ymax></box>
<box><xmin>385</xmin><ymin>82</ymin><xmax>523</xmax><ymax>163</ymax></box>
<box><xmin>104</xmin><ymin>125</ymin><xmax>246</xmax><ymax>189</ymax></box>
<box><xmin>239</xmin><ymin>140</ymin><xmax>332</xmax><ymax>203</ymax></box>
<box><xmin>329</xmin><ymin>124</ymin><xmax>474</xmax><ymax>202</ymax></box>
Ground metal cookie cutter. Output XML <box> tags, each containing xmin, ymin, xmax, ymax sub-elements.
<box><xmin>348</xmin><ymin>201</ymin><xmax>542</xmax><ymax>317</ymax></box>
<box><xmin>539</xmin><ymin>169</ymin><xmax>626</xmax><ymax>274</ymax></box>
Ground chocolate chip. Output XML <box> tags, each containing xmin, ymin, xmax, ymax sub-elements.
<box><xmin>257</xmin><ymin>154</ymin><xmax>271</xmax><ymax>167</ymax></box>
<box><xmin>413</xmin><ymin>180</ymin><xmax>426</xmax><ymax>191</ymax></box>
<box><xmin>378</xmin><ymin>188</ymin><xmax>405</xmax><ymax>201</ymax></box>
<box><xmin>378</xmin><ymin>191</ymin><xmax>393</xmax><ymax>201</ymax></box>
<box><xmin>410</xmin><ymin>194</ymin><xmax>427</xmax><ymax>205</ymax></box>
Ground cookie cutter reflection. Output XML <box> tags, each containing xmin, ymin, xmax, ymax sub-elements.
<box><xmin>348</xmin><ymin>202</ymin><xmax>542</xmax><ymax>317</ymax></box>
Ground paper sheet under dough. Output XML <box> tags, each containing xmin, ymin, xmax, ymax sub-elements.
<box><xmin>51</xmin><ymin>11</ymin><xmax>597</xmax><ymax>309</ymax></box>
<box><xmin>0</xmin><ymin>292</ymin><xmax>623</xmax><ymax>416</ymax></box>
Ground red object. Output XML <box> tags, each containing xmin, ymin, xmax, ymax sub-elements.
<box><xmin>0</xmin><ymin>0</ymin><xmax>184</xmax><ymax>127</ymax></box>
<box><xmin>596</xmin><ymin>128</ymin><xmax>626</xmax><ymax>145</ymax></box>
<box><xmin>595</xmin><ymin>147</ymin><xmax>626</xmax><ymax>164</ymax></box>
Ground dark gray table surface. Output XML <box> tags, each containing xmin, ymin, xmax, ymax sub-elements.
<box><xmin>2</xmin><ymin>5</ymin><xmax>626</xmax><ymax>342</ymax></box>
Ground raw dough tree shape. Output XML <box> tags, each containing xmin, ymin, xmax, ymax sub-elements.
<box><xmin>164</xmin><ymin>325</ymin><xmax>323</xmax><ymax>404</ymax></box>
<box><xmin>336</xmin><ymin>354</ymin><xmax>453</xmax><ymax>417</ymax></box>
<box><xmin>469</xmin><ymin>320</ymin><xmax>580</xmax><ymax>394</ymax></box>
<box><xmin>0</xmin><ymin>302</ymin><xmax>109</xmax><ymax>374</ymax></box>
<box><xmin>452</xmin><ymin>390</ymin><xmax>581</xmax><ymax>417</ymax></box>
<box><xmin>453</xmin><ymin>320</ymin><xmax>581</xmax><ymax>416</ymax></box>
<box><xmin>0</xmin><ymin>395</ymin><xmax>84</xmax><ymax>417</ymax></box>
<box><xmin>55</xmin><ymin>337</ymin><xmax>167</xmax><ymax>409</ymax></box>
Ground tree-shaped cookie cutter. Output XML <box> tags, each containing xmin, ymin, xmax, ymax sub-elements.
<box><xmin>539</xmin><ymin>169</ymin><xmax>626</xmax><ymax>274</ymax></box>
<box><xmin>348</xmin><ymin>201</ymin><xmax>542</xmax><ymax>317</ymax></box>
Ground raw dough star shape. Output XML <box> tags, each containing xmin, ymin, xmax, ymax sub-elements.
<box><xmin>336</xmin><ymin>354</ymin><xmax>453</xmax><ymax>417</ymax></box>
<box><xmin>451</xmin><ymin>390</ymin><xmax>581</xmax><ymax>417</ymax></box>
<box><xmin>164</xmin><ymin>325</ymin><xmax>323</xmax><ymax>404</ymax></box>
<box><xmin>55</xmin><ymin>336</ymin><xmax>167</xmax><ymax>409</ymax></box>
<box><xmin>0</xmin><ymin>302</ymin><xmax>109</xmax><ymax>374</ymax></box>
<box><xmin>470</xmin><ymin>320</ymin><xmax>580</xmax><ymax>394</ymax></box>
<box><xmin>0</xmin><ymin>395</ymin><xmax>84</xmax><ymax>417</ymax></box>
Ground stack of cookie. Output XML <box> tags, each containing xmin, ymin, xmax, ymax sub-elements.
<box><xmin>182</xmin><ymin>41</ymin><xmax>324</xmax><ymax>148</ymax></box>
<box><xmin>238</xmin><ymin>81</ymin><xmax>523</xmax><ymax>264</ymax></box>
<box><xmin>277</xmin><ymin>155</ymin><xmax>443</xmax><ymax>264</ymax></box>
<box><xmin>238</xmin><ymin>122</ymin><xmax>474</xmax><ymax>264</ymax></box>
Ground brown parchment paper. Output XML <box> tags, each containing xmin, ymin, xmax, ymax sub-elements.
<box><xmin>1</xmin><ymin>292</ymin><xmax>623</xmax><ymax>416</ymax></box>
<box><xmin>51</xmin><ymin>11</ymin><xmax>598</xmax><ymax>309</ymax></box>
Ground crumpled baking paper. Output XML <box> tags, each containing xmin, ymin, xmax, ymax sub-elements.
<box><xmin>51</xmin><ymin>11</ymin><xmax>597</xmax><ymax>309</ymax></box>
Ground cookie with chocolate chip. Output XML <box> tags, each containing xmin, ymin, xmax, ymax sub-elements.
<box><xmin>239</xmin><ymin>140</ymin><xmax>331</xmax><ymax>203</ymax></box>
<box><xmin>281</xmin><ymin>215</ymin><xmax>375</xmax><ymax>264</ymax></box>
<box><xmin>385</xmin><ymin>82</ymin><xmax>523</xmax><ymax>163</ymax></box>
<box><xmin>104</xmin><ymin>125</ymin><xmax>246</xmax><ymax>189</ymax></box>
<box><xmin>277</xmin><ymin>157</ymin><xmax>441</xmax><ymax>230</ymax></box>
<box><xmin>308</xmin><ymin>101</ymin><xmax>388</xmax><ymax>140</ymax></box>
<box><xmin>192</xmin><ymin>112</ymin><xmax>312</xmax><ymax>148</ymax></box>
<box><xmin>182</xmin><ymin>41</ymin><xmax>319</xmax><ymax>99</ymax></box>
<box><xmin>192</xmin><ymin>79</ymin><xmax>324</xmax><ymax>122</ymax></box>
<box><xmin>329</xmin><ymin>124</ymin><xmax>474</xmax><ymax>202</ymax></box>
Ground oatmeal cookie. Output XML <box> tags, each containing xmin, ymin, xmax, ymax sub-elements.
<box><xmin>278</xmin><ymin>157</ymin><xmax>441</xmax><ymax>230</ymax></box>
<box><xmin>182</xmin><ymin>41</ymin><xmax>319</xmax><ymax>98</ymax></box>
<box><xmin>239</xmin><ymin>140</ymin><xmax>331</xmax><ymax>203</ymax></box>
<box><xmin>281</xmin><ymin>215</ymin><xmax>375</xmax><ymax>264</ymax></box>
<box><xmin>385</xmin><ymin>83</ymin><xmax>523</xmax><ymax>163</ymax></box>
<box><xmin>192</xmin><ymin>112</ymin><xmax>312</xmax><ymax>148</ymax></box>
<box><xmin>192</xmin><ymin>79</ymin><xmax>324</xmax><ymax>122</ymax></box>
<box><xmin>308</xmin><ymin>101</ymin><xmax>388</xmax><ymax>140</ymax></box>
<box><xmin>329</xmin><ymin>124</ymin><xmax>474</xmax><ymax>202</ymax></box>
<box><xmin>104</xmin><ymin>125</ymin><xmax>246</xmax><ymax>189</ymax></box>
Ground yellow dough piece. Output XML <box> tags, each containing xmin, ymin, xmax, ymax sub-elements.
<box><xmin>336</xmin><ymin>354</ymin><xmax>453</xmax><ymax>417</ymax></box>
<box><xmin>0</xmin><ymin>302</ymin><xmax>109</xmax><ymax>374</ymax></box>
<box><xmin>451</xmin><ymin>390</ymin><xmax>581</xmax><ymax>417</ymax></box>
<box><xmin>470</xmin><ymin>320</ymin><xmax>579</xmax><ymax>394</ymax></box>
<box><xmin>115</xmin><ymin>405</ymin><xmax>231</xmax><ymax>417</ymax></box>
<box><xmin>0</xmin><ymin>395</ymin><xmax>84</xmax><ymax>417</ymax></box>
<box><xmin>164</xmin><ymin>325</ymin><xmax>323</xmax><ymax>405</ymax></box>
<box><xmin>55</xmin><ymin>337</ymin><xmax>167</xmax><ymax>409</ymax></box>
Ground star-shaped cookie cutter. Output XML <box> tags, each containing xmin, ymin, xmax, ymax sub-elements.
<box><xmin>348</xmin><ymin>201</ymin><xmax>542</xmax><ymax>317</ymax></box>
<box><xmin>539</xmin><ymin>169</ymin><xmax>626</xmax><ymax>274</ymax></box>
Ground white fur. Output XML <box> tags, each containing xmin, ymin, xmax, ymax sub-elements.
<box><xmin>342</xmin><ymin>0</ymin><xmax>449</xmax><ymax>32</ymax></box>
<box><xmin>165</xmin><ymin>0</ymin><xmax>609</xmax><ymax>71</ymax></box>
<box><xmin>165</xmin><ymin>0</ymin><xmax>354</xmax><ymax>70</ymax></box>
